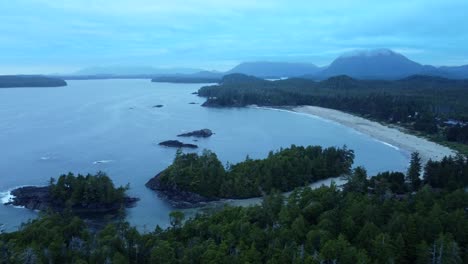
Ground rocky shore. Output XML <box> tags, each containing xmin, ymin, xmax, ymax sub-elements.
<box><xmin>4</xmin><ymin>186</ymin><xmax>139</xmax><ymax>214</ymax></box>
<box><xmin>145</xmin><ymin>173</ymin><xmax>217</xmax><ymax>208</ymax></box>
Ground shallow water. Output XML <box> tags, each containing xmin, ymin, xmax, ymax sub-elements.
<box><xmin>0</xmin><ymin>79</ymin><xmax>408</xmax><ymax>232</ymax></box>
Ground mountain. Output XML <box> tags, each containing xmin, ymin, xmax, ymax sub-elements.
<box><xmin>318</xmin><ymin>49</ymin><xmax>428</xmax><ymax>79</ymax></box>
<box><xmin>74</xmin><ymin>66</ymin><xmax>202</xmax><ymax>76</ymax></box>
<box><xmin>227</xmin><ymin>61</ymin><xmax>320</xmax><ymax>78</ymax></box>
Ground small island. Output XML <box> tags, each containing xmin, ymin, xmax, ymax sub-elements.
<box><xmin>152</xmin><ymin>104</ymin><xmax>164</xmax><ymax>108</ymax></box>
<box><xmin>0</xmin><ymin>75</ymin><xmax>67</xmax><ymax>88</ymax></box>
<box><xmin>146</xmin><ymin>145</ymin><xmax>354</xmax><ymax>207</ymax></box>
<box><xmin>177</xmin><ymin>129</ymin><xmax>213</xmax><ymax>138</ymax></box>
<box><xmin>4</xmin><ymin>172</ymin><xmax>138</xmax><ymax>214</ymax></box>
<box><xmin>158</xmin><ymin>140</ymin><xmax>198</xmax><ymax>149</ymax></box>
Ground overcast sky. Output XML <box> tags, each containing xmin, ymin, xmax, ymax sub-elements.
<box><xmin>1</xmin><ymin>0</ymin><xmax>467</xmax><ymax>74</ymax></box>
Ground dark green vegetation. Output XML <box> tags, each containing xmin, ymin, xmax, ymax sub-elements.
<box><xmin>198</xmin><ymin>74</ymin><xmax>468</xmax><ymax>152</ymax></box>
<box><xmin>7</xmin><ymin>172</ymin><xmax>136</xmax><ymax>213</ymax></box>
<box><xmin>152</xmin><ymin>145</ymin><xmax>354</xmax><ymax>199</ymax></box>
<box><xmin>1</xmin><ymin>154</ymin><xmax>467</xmax><ymax>263</ymax></box>
<box><xmin>50</xmin><ymin>172</ymin><xmax>129</xmax><ymax>208</ymax></box>
<box><xmin>0</xmin><ymin>75</ymin><xmax>67</xmax><ymax>88</ymax></box>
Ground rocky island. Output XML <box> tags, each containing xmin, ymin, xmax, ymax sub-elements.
<box><xmin>177</xmin><ymin>128</ymin><xmax>213</xmax><ymax>138</ymax></box>
<box><xmin>146</xmin><ymin>145</ymin><xmax>354</xmax><ymax>208</ymax></box>
<box><xmin>158</xmin><ymin>140</ymin><xmax>198</xmax><ymax>148</ymax></box>
<box><xmin>4</xmin><ymin>172</ymin><xmax>139</xmax><ymax>214</ymax></box>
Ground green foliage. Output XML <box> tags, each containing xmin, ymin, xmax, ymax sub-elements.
<box><xmin>198</xmin><ymin>74</ymin><xmax>468</xmax><ymax>147</ymax></box>
<box><xmin>1</xmin><ymin>151</ymin><xmax>466</xmax><ymax>263</ymax></box>
<box><xmin>158</xmin><ymin>145</ymin><xmax>354</xmax><ymax>198</ymax></box>
<box><xmin>407</xmin><ymin>152</ymin><xmax>422</xmax><ymax>191</ymax></box>
<box><xmin>423</xmin><ymin>155</ymin><xmax>468</xmax><ymax>190</ymax></box>
<box><xmin>50</xmin><ymin>171</ymin><xmax>128</xmax><ymax>207</ymax></box>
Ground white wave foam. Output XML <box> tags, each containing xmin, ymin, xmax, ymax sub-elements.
<box><xmin>373</xmin><ymin>139</ymin><xmax>400</xmax><ymax>151</ymax></box>
<box><xmin>0</xmin><ymin>190</ymin><xmax>14</xmax><ymax>204</ymax></box>
<box><xmin>93</xmin><ymin>160</ymin><xmax>114</xmax><ymax>164</ymax></box>
<box><xmin>1</xmin><ymin>185</ymin><xmax>38</xmax><ymax>209</ymax></box>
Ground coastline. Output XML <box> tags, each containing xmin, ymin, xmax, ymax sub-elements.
<box><xmin>286</xmin><ymin>105</ymin><xmax>456</xmax><ymax>164</ymax></box>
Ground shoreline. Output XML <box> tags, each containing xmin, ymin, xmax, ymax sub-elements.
<box><xmin>284</xmin><ymin>105</ymin><xmax>456</xmax><ymax>164</ymax></box>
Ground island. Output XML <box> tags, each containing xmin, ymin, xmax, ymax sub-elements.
<box><xmin>152</xmin><ymin>104</ymin><xmax>164</xmax><ymax>108</ymax></box>
<box><xmin>177</xmin><ymin>128</ymin><xmax>213</xmax><ymax>138</ymax></box>
<box><xmin>4</xmin><ymin>172</ymin><xmax>138</xmax><ymax>214</ymax></box>
<box><xmin>146</xmin><ymin>145</ymin><xmax>354</xmax><ymax>207</ymax></box>
<box><xmin>0</xmin><ymin>75</ymin><xmax>67</xmax><ymax>88</ymax></box>
<box><xmin>158</xmin><ymin>140</ymin><xmax>198</xmax><ymax>149</ymax></box>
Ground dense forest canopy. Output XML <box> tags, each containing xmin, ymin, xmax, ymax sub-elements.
<box><xmin>198</xmin><ymin>74</ymin><xmax>468</xmax><ymax>150</ymax></box>
<box><xmin>50</xmin><ymin>172</ymin><xmax>128</xmax><ymax>207</ymax></box>
<box><xmin>1</xmin><ymin>154</ymin><xmax>467</xmax><ymax>263</ymax></box>
<box><xmin>155</xmin><ymin>145</ymin><xmax>354</xmax><ymax>199</ymax></box>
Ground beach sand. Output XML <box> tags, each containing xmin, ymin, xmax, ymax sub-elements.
<box><xmin>292</xmin><ymin>105</ymin><xmax>456</xmax><ymax>164</ymax></box>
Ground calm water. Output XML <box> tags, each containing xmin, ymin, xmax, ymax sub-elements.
<box><xmin>0</xmin><ymin>79</ymin><xmax>408</xmax><ymax>232</ymax></box>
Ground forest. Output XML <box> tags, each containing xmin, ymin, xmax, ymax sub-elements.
<box><xmin>198</xmin><ymin>74</ymin><xmax>468</xmax><ymax>152</ymax></box>
<box><xmin>0</xmin><ymin>153</ymin><xmax>467</xmax><ymax>263</ymax></box>
<box><xmin>154</xmin><ymin>145</ymin><xmax>354</xmax><ymax>199</ymax></box>
<box><xmin>49</xmin><ymin>172</ymin><xmax>129</xmax><ymax>207</ymax></box>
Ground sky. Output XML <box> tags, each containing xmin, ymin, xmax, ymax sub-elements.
<box><xmin>1</xmin><ymin>0</ymin><xmax>467</xmax><ymax>74</ymax></box>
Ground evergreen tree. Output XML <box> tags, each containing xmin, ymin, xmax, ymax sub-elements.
<box><xmin>407</xmin><ymin>152</ymin><xmax>422</xmax><ymax>191</ymax></box>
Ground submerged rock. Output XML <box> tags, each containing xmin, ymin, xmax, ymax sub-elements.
<box><xmin>152</xmin><ymin>104</ymin><xmax>164</xmax><ymax>108</ymax></box>
<box><xmin>158</xmin><ymin>140</ymin><xmax>198</xmax><ymax>149</ymax></box>
<box><xmin>177</xmin><ymin>129</ymin><xmax>213</xmax><ymax>138</ymax></box>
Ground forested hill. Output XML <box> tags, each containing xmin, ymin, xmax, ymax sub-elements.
<box><xmin>1</xmin><ymin>153</ymin><xmax>466</xmax><ymax>263</ymax></box>
<box><xmin>0</xmin><ymin>75</ymin><xmax>67</xmax><ymax>88</ymax></box>
<box><xmin>198</xmin><ymin>74</ymin><xmax>468</xmax><ymax>151</ymax></box>
<box><xmin>146</xmin><ymin>145</ymin><xmax>354</xmax><ymax>205</ymax></box>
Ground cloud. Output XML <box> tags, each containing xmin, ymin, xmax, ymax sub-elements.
<box><xmin>1</xmin><ymin>0</ymin><xmax>468</xmax><ymax>73</ymax></box>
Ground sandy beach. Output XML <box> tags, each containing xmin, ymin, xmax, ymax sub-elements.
<box><xmin>292</xmin><ymin>105</ymin><xmax>456</xmax><ymax>164</ymax></box>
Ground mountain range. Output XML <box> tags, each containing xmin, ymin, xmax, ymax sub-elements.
<box><xmin>67</xmin><ymin>49</ymin><xmax>468</xmax><ymax>80</ymax></box>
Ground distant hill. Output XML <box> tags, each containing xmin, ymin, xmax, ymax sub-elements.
<box><xmin>55</xmin><ymin>50</ymin><xmax>468</xmax><ymax>81</ymax></box>
<box><xmin>438</xmin><ymin>65</ymin><xmax>468</xmax><ymax>79</ymax></box>
<box><xmin>317</xmin><ymin>49</ymin><xmax>426</xmax><ymax>79</ymax></box>
<box><xmin>151</xmin><ymin>71</ymin><xmax>223</xmax><ymax>83</ymax></box>
<box><xmin>227</xmin><ymin>61</ymin><xmax>320</xmax><ymax>78</ymax></box>
<box><xmin>0</xmin><ymin>75</ymin><xmax>67</xmax><ymax>88</ymax></box>
<box><xmin>74</xmin><ymin>66</ymin><xmax>202</xmax><ymax>76</ymax></box>
<box><xmin>313</xmin><ymin>49</ymin><xmax>468</xmax><ymax>80</ymax></box>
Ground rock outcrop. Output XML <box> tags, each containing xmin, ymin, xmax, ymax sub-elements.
<box><xmin>177</xmin><ymin>129</ymin><xmax>213</xmax><ymax>138</ymax></box>
<box><xmin>158</xmin><ymin>140</ymin><xmax>198</xmax><ymax>149</ymax></box>
<box><xmin>145</xmin><ymin>173</ymin><xmax>216</xmax><ymax>208</ymax></box>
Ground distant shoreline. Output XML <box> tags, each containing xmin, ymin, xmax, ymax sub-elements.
<box><xmin>273</xmin><ymin>105</ymin><xmax>456</xmax><ymax>164</ymax></box>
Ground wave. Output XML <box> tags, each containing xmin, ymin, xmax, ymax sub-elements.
<box><xmin>0</xmin><ymin>185</ymin><xmax>30</xmax><ymax>208</ymax></box>
<box><xmin>373</xmin><ymin>139</ymin><xmax>400</xmax><ymax>151</ymax></box>
<box><xmin>93</xmin><ymin>160</ymin><xmax>114</xmax><ymax>164</ymax></box>
<box><xmin>0</xmin><ymin>190</ymin><xmax>14</xmax><ymax>204</ymax></box>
